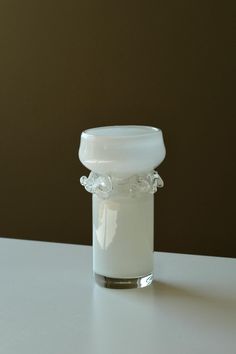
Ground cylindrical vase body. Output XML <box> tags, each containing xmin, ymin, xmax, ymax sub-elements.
<box><xmin>93</xmin><ymin>192</ymin><xmax>154</xmax><ymax>279</ymax></box>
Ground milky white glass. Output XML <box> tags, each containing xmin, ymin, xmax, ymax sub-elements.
<box><xmin>79</xmin><ymin>125</ymin><xmax>166</xmax><ymax>288</ymax></box>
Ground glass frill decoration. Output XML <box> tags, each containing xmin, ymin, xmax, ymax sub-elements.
<box><xmin>80</xmin><ymin>170</ymin><xmax>164</xmax><ymax>199</ymax></box>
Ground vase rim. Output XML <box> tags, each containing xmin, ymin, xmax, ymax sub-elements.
<box><xmin>82</xmin><ymin>125</ymin><xmax>161</xmax><ymax>140</ymax></box>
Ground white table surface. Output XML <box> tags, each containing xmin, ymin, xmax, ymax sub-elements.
<box><xmin>0</xmin><ymin>238</ymin><xmax>235</xmax><ymax>354</ymax></box>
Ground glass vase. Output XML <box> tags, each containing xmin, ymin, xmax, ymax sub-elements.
<box><xmin>79</xmin><ymin>125</ymin><xmax>166</xmax><ymax>289</ymax></box>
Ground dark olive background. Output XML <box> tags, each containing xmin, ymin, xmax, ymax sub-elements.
<box><xmin>0</xmin><ymin>1</ymin><xmax>235</xmax><ymax>257</ymax></box>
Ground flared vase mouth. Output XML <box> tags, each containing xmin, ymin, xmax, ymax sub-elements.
<box><xmin>79</xmin><ymin>125</ymin><xmax>166</xmax><ymax>177</ymax></box>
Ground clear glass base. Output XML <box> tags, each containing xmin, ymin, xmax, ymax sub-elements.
<box><xmin>95</xmin><ymin>273</ymin><xmax>153</xmax><ymax>289</ymax></box>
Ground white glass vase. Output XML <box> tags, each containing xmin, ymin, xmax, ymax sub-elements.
<box><xmin>79</xmin><ymin>125</ymin><xmax>166</xmax><ymax>288</ymax></box>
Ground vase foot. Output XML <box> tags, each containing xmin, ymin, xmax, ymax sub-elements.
<box><xmin>94</xmin><ymin>273</ymin><xmax>153</xmax><ymax>289</ymax></box>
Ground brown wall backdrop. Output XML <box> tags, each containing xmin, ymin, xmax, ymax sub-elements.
<box><xmin>0</xmin><ymin>1</ymin><xmax>235</xmax><ymax>257</ymax></box>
